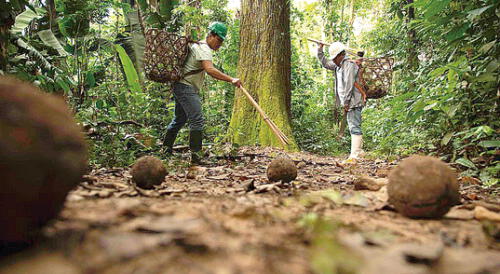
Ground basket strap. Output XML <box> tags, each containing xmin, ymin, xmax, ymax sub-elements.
<box><xmin>182</xmin><ymin>41</ymin><xmax>204</xmax><ymax>77</ymax></box>
<box><xmin>354</xmin><ymin>82</ymin><xmax>367</xmax><ymax>100</ymax></box>
<box><xmin>185</xmin><ymin>69</ymin><xmax>204</xmax><ymax>76</ymax></box>
<box><xmin>347</xmin><ymin>59</ymin><xmax>368</xmax><ymax>90</ymax></box>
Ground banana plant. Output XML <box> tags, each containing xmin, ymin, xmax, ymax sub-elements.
<box><xmin>37</xmin><ymin>29</ymin><xmax>69</xmax><ymax>56</ymax></box>
<box><xmin>10</xmin><ymin>7</ymin><xmax>46</xmax><ymax>33</ymax></box>
<box><xmin>119</xmin><ymin>0</ymin><xmax>182</xmax><ymax>80</ymax></box>
<box><xmin>1</xmin><ymin>0</ymin><xmax>32</xmax><ymax>71</ymax></box>
<box><xmin>115</xmin><ymin>44</ymin><xmax>142</xmax><ymax>93</ymax></box>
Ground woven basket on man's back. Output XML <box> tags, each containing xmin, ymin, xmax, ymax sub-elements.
<box><xmin>358</xmin><ymin>57</ymin><xmax>394</xmax><ymax>99</ymax></box>
<box><xmin>143</xmin><ymin>29</ymin><xmax>191</xmax><ymax>83</ymax></box>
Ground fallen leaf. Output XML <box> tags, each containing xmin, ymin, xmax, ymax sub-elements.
<box><xmin>0</xmin><ymin>252</ymin><xmax>80</xmax><ymax>274</ymax></box>
<box><xmin>375</xmin><ymin>168</ymin><xmax>391</xmax><ymax>178</ymax></box>
<box><xmin>474</xmin><ymin>206</ymin><xmax>500</xmax><ymax>222</ymax></box>
<box><xmin>445</xmin><ymin>207</ymin><xmax>474</xmax><ymax>220</ymax></box>
<box><xmin>318</xmin><ymin>190</ymin><xmax>343</xmax><ymax>204</ymax></box>
<box><xmin>136</xmin><ymin>216</ymin><xmax>203</xmax><ymax>234</ymax></box>
<box><xmin>99</xmin><ymin>232</ymin><xmax>173</xmax><ymax>260</ymax></box>
<box><xmin>342</xmin><ymin>192</ymin><xmax>370</xmax><ymax>207</ymax></box>
<box><xmin>206</xmin><ymin>174</ymin><xmax>230</xmax><ymax>180</ymax></box>
<box><xmin>354</xmin><ymin>176</ymin><xmax>383</xmax><ymax>191</ymax></box>
<box><xmin>186</xmin><ymin>166</ymin><xmax>207</xmax><ymax>179</ymax></box>
<box><xmin>432</xmin><ymin>248</ymin><xmax>500</xmax><ymax>274</ymax></box>
<box><xmin>459</xmin><ymin>176</ymin><xmax>481</xmax><ymax>185</ymax></box>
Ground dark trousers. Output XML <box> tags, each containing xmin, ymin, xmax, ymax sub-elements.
<box><xmin>167</xmin><ymin>82</ymin><xmax>205</xmax><ymax>132</ymax></box>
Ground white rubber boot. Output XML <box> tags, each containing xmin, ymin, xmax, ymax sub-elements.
<box><xmin>352</xmin><ymin>134</ymin><xmax>365</xmax><ymax>158</ymax></box>
<box><xmin>344</xmin><ymin>135</ymin><xmax>364</xmax><ymax>164</ymax></box>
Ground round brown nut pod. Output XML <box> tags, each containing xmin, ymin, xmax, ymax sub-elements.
<box><xmin>267</xmin><ymin>157</ymin><xmax>297</xmax><ymax>183</ymax></box>
<box><xmin>0</xmin><ymin>76</ymin><xmax>88</xmax><ymax>245</ymax></box>
<box><xmin>388</xmin><ymin>155</ymin><xmax>459</xmax><ymax>218</ymax></box>
<box><xmin>131</xmin><ymin>156</ymin><xmax>167</xmax><ymax>189</ymax></box>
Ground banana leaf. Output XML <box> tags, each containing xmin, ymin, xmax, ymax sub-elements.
<box><xmin>11</xmin><ymin>7</ymin><xmax>46</xmax><ymax>33</ymax></box>
<box><xmin>37</xmin><ymin>29</ymin><xmax>69</xmax><ymax>56</ymax></box>
<box><xmin>114</xmin><ymin>44</ymin><xmax>142</xmax><ymax>93</ymax></box>
<box><xmin>16</xmin><ymin>38</ymin><xmax>54</xmax><ymax>71</ymax></box>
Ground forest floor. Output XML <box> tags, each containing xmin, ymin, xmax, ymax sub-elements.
<box><xmin>1</xmin><ymin>147</ymin><xmax>499</xmax><ymax>274</ymax></box>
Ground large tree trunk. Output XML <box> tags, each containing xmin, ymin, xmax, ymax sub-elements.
<box><xmin>228</xmin><ymin>0</ymin><xmax>297</xmax><ymax>150</ymax></box>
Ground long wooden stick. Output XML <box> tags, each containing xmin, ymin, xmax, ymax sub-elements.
<box><xmin>238</xmin><ymin>86</ymin><xmax>290</xmax><ymax>146</ymax></box>
<box><xmin>307</xmin><ymin>38</ymin><xmax>358</xmax><ymax>56</ymax></box>
<box><xmin>306</xmin><ymin>38</ymin><xmax>331</xmax><ymax>46</ymax></box>
<box><xmin>239</xmin><ymin>87</ymin><xmax>288</xmax><ymax>145</ymax></box>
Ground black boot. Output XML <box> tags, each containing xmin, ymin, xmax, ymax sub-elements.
<box><xmin>189</xmin><ymin>130</ymin><xmax>204</xmax><ymax>165</ymax></box>
<box><xmin>162</xmin><ymin>129</ymin><xmax>178</xmax><ymax>155</ymax></box>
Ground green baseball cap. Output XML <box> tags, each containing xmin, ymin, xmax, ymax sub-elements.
<box><xmin>208</xmin><ymin>22</ymin><xmax>228</xmax><ymax>40</ymax></box>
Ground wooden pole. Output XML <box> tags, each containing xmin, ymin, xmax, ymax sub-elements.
<box><xmin>306</xmin><ymin>38</ymin><xmax>331</xmax><ymax>46</ymax></box>
<box><xmin>307</xmin><ymin>38</ymin><xmax>358</xmax><ymax>56</ymax></box>
<box><xmin>238</xmin><ymin>86</ymin><xmax>290</xmax><ymax>146</ymax></box>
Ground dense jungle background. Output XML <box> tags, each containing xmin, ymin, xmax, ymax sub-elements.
<box><xmin>0</xmin><ymin>0</ymin><xmax>499</xmax><ymax>273</ymax></box>
<box><xmin>1</xmin><ymin>0</ymin><xmax>497</xmax><ymax>185</ymax></box>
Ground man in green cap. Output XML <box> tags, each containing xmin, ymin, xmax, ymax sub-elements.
<box><xmin>163</xmin><ymin>22</ymin><xmax>242</xmax><ymax>165</ymax></box>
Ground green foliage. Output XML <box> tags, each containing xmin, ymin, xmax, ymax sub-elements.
<box><xmin>133</xmin><ymin>0</ymin><xmax>182</xmax><ymax>31</ymax></box>
<box><xmin>56</xmin><ymin>0</ymin><xmax>91</xmax><ymax>38</ymax></box>
<box><xmin>114</xmin><ymin>44</ymin><xmax>141</xmax><ymax>92</ymax></box>
<box><xmin>361</xmin><ymin>0</ymin><xmax>499</xmax><ymax>187</ymax></box>
<box><xmin>3</xmin><ymin>0</ymin><xmax>497</xmax><ymax>187</ymax></box>
<box><xmin>290</xmin><ymin>2</ymin><xmax>347</xmax><ymax>155</ymax></box>
<box><xmin>1</xmin><ymin>0</ymin><xmax>30</xmax><ymax>13</ymax></box>
<box><xmin>10</xmin><ymin>7</ymin><xmax>46</xmax><ymax>33</ymax></box>
<box><xmin>79</xmin><ymin>0</ymin><xmax>235</xmax><ymax>166</ymax></box>
<box><xmin>37</xmin><ymin>29</ymin><xmax>69</xmax><ymax>56</ymax></box>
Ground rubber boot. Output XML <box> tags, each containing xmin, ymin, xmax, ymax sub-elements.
<box><xmin>360</xmin><ymin>137</ymin><xmax>366</xmax><ymax>158</ymax></box>
<box><xmin>189</xmin><ymin>130</ymin><xmax>204</xmax><ymax>165</ymax></box>
<box><xmin>344</xmin><ymin>134</ymin><xmax>365</xmax><ymax>164</ymax></box>
<box><xmin>162</xmin><ymin>129</ymin><xmax>178</xmax><ymax>155</ymax></box>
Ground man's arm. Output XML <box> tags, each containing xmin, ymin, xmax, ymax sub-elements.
<box><xmin>317</xmin><ymin>45</ymin><xmax>336</xmax><ymax>70</ymax></box>
<box><xmin>202</xmin><ymin>60</ymin><xmax>241</xmax><ymax>87</ymax></box>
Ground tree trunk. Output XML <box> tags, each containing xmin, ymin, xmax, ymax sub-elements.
<box><xmin>0</xmin><ymin>26</ymin><xmax>8</xmax><ymax>72</ymax></box>
<box><xmin>406</xmin><ymin>0</ymin><xmax>418</xmax><ymax>69</ymax></box>
<box><xmin>47</xmin><ymin>0</ymin><xmax>57</xmax><ymax>31</ymax></box>
<box><xmin>228</xmin><ymin>0</ymin><xmax>297</xmax><ymax>150</ymax></box>
<box><xmin>0</xmin><ymin>14</ymin><xmax>14</xmax><ymax>72</ymax></box>
<box><xmin>349</xmin><ymin>0</ymin><xmax>356</xmax><ymax>28</ymax></box>
<box><xmin>123</xmin><ymin>0</ymin><xmax>145</xmax><ymax>81</ymax></box>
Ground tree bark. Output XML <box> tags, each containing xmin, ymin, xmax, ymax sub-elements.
<box><xmin>228</xmin><ymin>0</ymin><xmax>297</xmax><ymax>150</ymax></box>
<box><xmin>0</xmin><ymin>14</ymin><xmax>14</xmax><ymax>72</ymax></box>
<box><xmin>406</xmin><ymin>0</ymin><xmax>418</xmax><ymax>69</ymax></box>
<box><xmin>0</xmin><ymin>26</ymin><xmax>8</xmax><ymax>72</ymax></box>
<box><xmin>47</xmin><ymin>0</ymin><xmax>57</xmax><ymax>31</ymax></box>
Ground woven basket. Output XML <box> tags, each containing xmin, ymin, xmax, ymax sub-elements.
<box><xmin>359</xmin><ymin>57</ymin><xmax>394</xmax><ymax>99</ymax></box>
<box><xmin>143</xmin><ymin>29</ymin><xmax>190</xmax><ymax>83</ymax></box>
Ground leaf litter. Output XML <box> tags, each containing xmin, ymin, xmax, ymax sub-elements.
<box><xmin>1</xmin><ymin>147</ymin><xmax>499</xmax><ymax>274</ymax></box>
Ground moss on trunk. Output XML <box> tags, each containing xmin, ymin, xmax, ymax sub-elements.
<box><xmin>228</xmin><ymin>0</ymin><xmax>297</xmax><ymax>151</ymax></box>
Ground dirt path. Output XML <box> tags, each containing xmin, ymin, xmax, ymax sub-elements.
<box><xmin>1</xmin><ymin>147</ymin><xmax>499</xmax><ymax>274</ymax></box>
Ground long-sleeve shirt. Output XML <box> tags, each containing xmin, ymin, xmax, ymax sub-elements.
<box><xmin>318</xmin><ymin>48</ymin><xmax>364</xmax><ymax>110</ymax></box>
